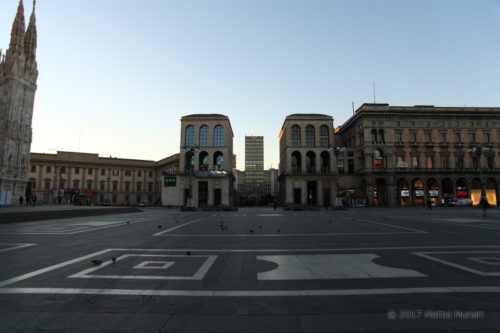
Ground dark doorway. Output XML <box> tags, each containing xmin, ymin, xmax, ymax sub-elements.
<box><xmin>307</xmin><ymin>181</ymin><xmax>317</xmax><ymax>206</ymax></box>
<box><xmin>198</xmin><ymin>181</ymin><xmax>208</xmax><ymax>206</ymax></box>
<box><xmin>323</xmin><ymin>188</ymin><xmax>330</xmax><ymax>208</ymax></box>
<box><xmin>184</xmin><ymin>189</ymin><xmax>190</xmax><ymax>206</ymax></box>
<box><xmin>293</xmin><ymin>188</ymin><xmax>302</xmax><ymax>205</ymax></box>
<box><xmin>214</xmin><ymin>188</ymin><xmax>222</xmax><ymax>205</ymax></box>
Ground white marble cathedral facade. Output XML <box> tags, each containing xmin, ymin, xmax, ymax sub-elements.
<box><xmin>0</xmin><ymin>0</ymin><xmax>38</xmax><ymax>205</ymax></box>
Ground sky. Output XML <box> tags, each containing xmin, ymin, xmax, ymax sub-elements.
<box><xmin>1</xmin><ymin>0</ymin><xmax>500</xmax><ymax>170</ymax></box>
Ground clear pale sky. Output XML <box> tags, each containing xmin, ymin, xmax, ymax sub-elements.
<box><xmin>1</xmin><ymin>0</ymin><xmax>500</xmax><ymax>170</ymax></box>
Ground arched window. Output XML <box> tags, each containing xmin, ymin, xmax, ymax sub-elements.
<box><xmin>373</xmin><ymin>149</ymin><xmax>384</xmax><ymax>168</ymax></box>
<box><xmin>291</xmin><ymin>151</ymin><xmax>301</xmax><ymax>173</ymax></box>
<box><xmin>199</xmin><ymin>125</ymin><xmax>209</xmax><ymax>147</ymax></box>
<box><xmin>306</xmin><ymin>151</ymin><xmax>316</xmax><ymax>173</ymax></box>
<box><xmin>185</xmin><ymin>125</ymin><xmax>194</xmax><ymax>147</ymax></box>
<box><xmin>306</xmin><ymin>125</ymin><xmax>315</xmax><ymax>147</ymax></box>
<box><xmin>456</xmin><ymin>156</ymin><xmax>464</xmax><ymax>169</ymax></box>
<box><xmin>320</xmin><ymin>151</ymin><xmax>330</xmax><ymax>173</ymax></box>
<box><xmin>320</xmin><ymin>125</ymin><xmax>329</xmax><ymax>146</ymax></box>
<box><xmin>214</xmin><ymin>126</ymin><xmax>224</xmax><ymax>147</ymax></box>
<box><xmin>291</xmin><ymin>125</ymin><xmax>301</xmax><ymax>147</ymax></box>
<box><xmin>199</xmin><ymin>151</ymin><xmax>209</xmax><ymax>171</ymax></box>
<box><xmin>185</xmin><ymin>151</ymin><xmax>194</xmax><ymax>171</ymax></box>
<box><xmin>378</xmin><ymin>129</ymin><xmax>385</xmax><ymax>143</ymax></box>
<box><xmin>214</xmin><ymin>151</ymin><xmax>224</xmax><ymax>170</ymax></box>
<box><xmin>372</xmin><ymin>129</ymin><xmax>378</xmax><ymax>144</ymax></box>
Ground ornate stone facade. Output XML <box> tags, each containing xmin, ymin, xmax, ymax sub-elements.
<box><xmin>0</xmin><ymin>0</ymin><xmax>38</xmax><ymax>205</ymax></box>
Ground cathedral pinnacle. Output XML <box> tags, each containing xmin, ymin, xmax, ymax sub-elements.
<box><xmin>24</xmin><ymin>0</ymin><xmax>37</xmax><ymax>62</ymax></box>
<box><xmin>6</xmin><ymin>0</ymin><xmax>26</xmax><ymax>62</ymax></box>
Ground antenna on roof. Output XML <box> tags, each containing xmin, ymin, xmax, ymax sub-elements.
<box><xmin>373</xmin><ymin>82</ymin><xmax>376</xmax><ymax>103</ymax></box>
<box><xmin>352</xmin><ymin>102</ymin><xmax>355</xmax><ymax>114</ymax></box>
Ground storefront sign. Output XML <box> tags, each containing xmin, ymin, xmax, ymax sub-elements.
<box><xmin>400</xmin><ymin>190</ymin><xmax>410</xmax><ymax>197</ymax></box>
<box><xmin>429</xmin><ymin>190</ymin><xmax>440</xmax><ymax>196</ymax></box>
<box><xmin>415</xmin><ymin>189</ymin><xmax>425</xmax><ymax>197</ymax></box>
<box><xmin>164</xmin><ymin>176</ymin><xmax>177</xmax><ymax>187</ymax></box>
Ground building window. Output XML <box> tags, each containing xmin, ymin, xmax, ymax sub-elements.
<box><xmin>348</xmin><ymin>159</ymin><xmax>354</xmax><ymax>174</ymax></box>
<box><xmin>148</xmin><ymin>171</ymin><xmax>153</xmax><ymax>177</ymax></box>
<box><xmin>214</xmin><ymin>125</ymin><xmax>224</xmax><ymax>147</ymax></box>
<box><xmin>74</xmin><ymin>167</ymin><xmax>80</xmax><ymax>175</ymax></box>
<box><xmin>373</xmin><ymin>149</ymin><xmax>384</xmax><ymax>169</ymax></box>
<box><xmin>29</xmin><ymin>179</ymin><xmax>37</xmax><ymax>190</ymax></box>
<box><xmin>101</xmin><ymin>169</ymin><xmax>106</xmax><ymax>176</ymax></box>
<box><xmin>378</xmin><ymin>129</ymin><xmax>385</xmax><ymax>143</ymax></box>
<box><xmin>87</xmin><ymin>180</ymin><xmax>92</xmax><ymax>190</ymax></box>
<box><xmin>291</xmin><ymin>125</ymin><xmax>301</xmax><ymax>147</ymax></box>
<box><xmin>426</xmin><ymin>156</ymin><xmax>434</xmax><ymax>168</ymax></box>
<box><xmin>371</xmin><ymin>129</ymin><xmax>378</xmax><ymax>144</ymax></box>
<box><xmin>112</xmin><ymin>169</ymin><xmax>119</xmax><ymax>176</ymax></box>
<box><xmin>291</xmin><ymin>151</ymin><xmax>301</xmax><ymax>173</ymax></box>
<box><xmin>469</xmin><ymin>132</ymin><xmax>476</xmax><ymax>143</ymax></box>
<box><xmin>199</xmin><ymin>125</ymin><xmax>209</xmax><ymax>147</ymax></box>
<box><xmin>410</xmin><ymin>121</ymin><xmax>416</xmax><ymax>127</ymax></box>
<box><xmin>395</xmin><ymin>121</ymin><xmax>401</xmax><ymax>127</ymax></box>
<box><xmin>395</xmin><ymin>132</ymin><xmax>402</xmax><ymax>142</ymax></box>
<box><xmin>320</xmin><ymin>151</ymin><xmax>330</xmax><ymax>173</ymax></box>
<box><xmin>185</xmin><ymin>125</ymin><xmax>194</xmax><ymax>147</ymax></box>
<box><xmin>125</xmin><ymin>182</ymin><xmax>130</xmax><ymax>191</ymax></box>
<box><xmin>411</xmin><ymin>156</ymin><xmax>419</xmax><ymax>168</ymax></box>
<box><xmin>185</xmin><ymin>151</ymin><xmax>194</xmax><ymax>171</ymax></box>
<box><xmin>59</xmin><ymin>167</ymin><xmax>66</xmax><ymax>173</ymax></box>
<box><xmin>138</xmin><ymin>171</ymin><xmax>142</xmax><ymax>177</ymax></box>
<box><xmin>73</xmin><ymin>180</ymin><xmax>80</xmax><ymax>189</ymax></box>
<box><xmin>487</xmin><ymin>157</ymin><xmax>494</xmax><ymax>169</ymax></box>
<box><xmin>44</xmin><ymin>179</ymin><xmax>51</xmax><ymax>190</ymax></box>
<box><xmin>319</xmin><ymin>125</ymin><xmax>329</xmax><ymax>146</ymax></box>
<box><xmin>440</xmin><ymin>132</ymin><xmax>447</xmax><ymax>142</ymax></box>
<box><xmin>148</xmin><ymin>183</ymin><xmax>153</xmax><ymax>192</ymax></box>
<box><xmin>425</xmin><ymin>121</ymin><xmax>430</xmax><ymax>127</ymax></box>
<box><xmin>214</xmin><ymin>151</ymin><xmax>224</xmax><ymax>170</ymax></box>
<box><xmin>305</xmin><ymin>125</ymin><xmax>315</xmax><ymax>147</ymax></box>
<box><xmin>441</xmin><ymin>155</ymin><xmax>449</xmax><ymax>169</ymax></box>
<box><xmin>306</xmin><ymin>151</ymin><xmax>316</xmax><ymax>173</ymax></box>
<box><xmin>46</xmin><ymin>166</ymin><xmax>51</xmax><ymax>173</ymax></box>
<box><xmin>112</xmin><ymin>181</ymin><xmax>118</xmax><ymax>191</ymax></box>
<box><xmin>125</xmin><ymin>170</ymin><xmax>132</xmax><ymax>177</ymax></box>
<box><xmin>100</xmin><ymin>181</ymin><xmax>105</xmax><ymax>191</ymax></box>
<box><xmin>31</xmin><ymin>165</ymin><xmax>36</xmax><ymax>173</ymax></box>
<box><xmin>410</xmin><ymin>132</ymin><xmax>417</xmax><ymax>143</ymax></box>
<box><xmin>337</xmin><ymin>159</ymin><xmax>344</xmax><ymax>175</ymax></box>
<box><xmin>425</xmin><ymin>132</ymin><xmax>432</xmax><ymax>143</ymax></box>
<box><xmin>454</xmin><ymin>132</ymin><xmax>461</xmax><ymax>143</ymax></box>
<box><xmin>199</xmin><ymin>151</ymin><xmax>209</xmax><ymax>171</ymax></box>
<box><xmin>88</xmin><ymin>168</ymin><xmax>93</xmax><ymax>175</ymax></box>
<box><xmin>456</xmin><ymin>157</ymin><xmax>464</xmax><ymax>169</ymax></box>
<box><xmin>484</xmin><ymin>132</ymin><xmax>491</xmax><ymax>143</ymax></box>
<box><xmin>136</xmin><ymin>182</ymin><xmax>142</xmax><ymax>192</ymax></box>
<box><xmin>112</xmin><ymin>195</ymin><xmax>117</xmax><ymax>204</ymax></box>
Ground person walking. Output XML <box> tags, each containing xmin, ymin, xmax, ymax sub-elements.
<box><xmin>32</xmin><ymin>195</ymin><xmax>37</xmax><ymax>207</ymax></box>
<box><xmin>273</xmin><ymin>201</ymin><xmax>277</xmax><ymax>211</ymax></box>
<box><xmin>480</xmin><ymin>196</ymin><xmax>489</xmax><ymax>217</ymax></box>
<box><xmin>18</xmin><ymin>195</ymin><xmax>24</xmax><ymax>206</ymax></box>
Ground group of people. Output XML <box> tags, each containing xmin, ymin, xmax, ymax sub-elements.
<box><xmin>18</xmin><ymin>195</ymin><xmax>37</xmax><ymax>207</ymax></box>
<box><xmin>426</xmin><ymin>196</ymin><xmax>490</xmax><ymax>217</ymax></box>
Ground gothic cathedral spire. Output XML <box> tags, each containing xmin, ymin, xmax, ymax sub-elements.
<box><xmin>24</xmin><ymin>0</ymin><xmax>37</xmax><ymax>63</ymax></box>
<box><xmin>6</xmin><ymin>0</ymin><xmax>26</xmax><ymax>62</ymax></box>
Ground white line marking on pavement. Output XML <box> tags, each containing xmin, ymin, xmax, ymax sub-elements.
<box><xmin>354</xmin><ymin>218</ymin><xmax>428</xmax><ymax>233</ymax></box>
<box><xmin>69</xmin><ymin>254</ymin><xmax>217</xmax><ymax>280</ymax></box>
<box><xmin>161</xmin><ymin>231</ymin><xmax>422</xmax><ymax>237</ymax></box>
<box><xmin>1</xmin><ymin>286</ymin><xmax>500</xmax><ymax>297</ymax></box>
<box><xmin>0</xmin><ymin>249</ymin><xmax>112</xmax><ymax>288</ymax></box>
<box><xmin>0</xmin><ymin>243</ymin><xmax>36</xmax><ymax>253</ymax></box>
<box><xmin>414</xmin><ymin>251</ymin><xmax>500</xmax><ymax>276</ymax></box>
<box><xmin>153</xmin><ymin>218</ymin><xmax>204</xmax><ymax>236</ymax></box>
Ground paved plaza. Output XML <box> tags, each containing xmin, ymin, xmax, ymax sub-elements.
<box><xmin>0</xmin><ymin>206</ymin><xmax>499</xmax><ymax>332</ymax></box>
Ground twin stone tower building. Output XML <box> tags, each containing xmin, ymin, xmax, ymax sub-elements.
<box><xmin>0</xmin><ymin>1</ymin><xmax>38</xmax><ymax>205</ymax></box>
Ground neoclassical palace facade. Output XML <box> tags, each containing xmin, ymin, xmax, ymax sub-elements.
<box><xmin>279</xmin><ymin>104</ymin><xmax>500</xmax><ymax>208</ymax></box>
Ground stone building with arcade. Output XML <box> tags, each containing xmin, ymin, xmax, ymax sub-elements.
<box><xmin>334</xmin><ymin>103</ymin><xmax>500</xmax><ymax>207</ymax></box>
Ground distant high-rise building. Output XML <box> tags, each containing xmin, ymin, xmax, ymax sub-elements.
<box><xmin>244</xmin><ymin>136</ymin><xmax>264</xmax><ymax>197</ymax></box>
<box><xmin>0</xmin><ymin>1</ymin><xmax>39</xmax><ymax>205</ymax></box>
